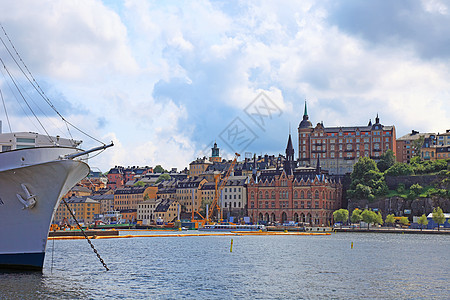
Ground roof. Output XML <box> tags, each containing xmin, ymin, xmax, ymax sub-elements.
<box><xmin>397</xmin><ymin>131</ymin><xmax>435</xmax><ymax>141</ymax></box>
<box><xmin>91</xmin><ymin>194</ymin><xmax>114</xmax><ymax>201</ymax></box>
<box><xmin>71</xmin><ymin>186</ymin><xmax>92</xmax><ymax>193</ymax></box>
<box><xmin>177</xmin><ymin>177</ymin><xmax>205</xmax><ymax>188</ymax></box>
<box><xmin>322</xmin><ymin>125</ymin><xmax>394</xmax><ymax>133</ymax></box>
<box><xmin>155</xmin><ymin>199</ymin><xmax>178</xmax><ymax>213</ymax></box>
<box><xmin>66</xmin><ymin>196</ymin><xmax>99</xmax><ymax>204</ymax></box>
<box><xmin>114</xmin><ymin>186</ymin><xmax>148</xmax><ymax>195</ymax></box>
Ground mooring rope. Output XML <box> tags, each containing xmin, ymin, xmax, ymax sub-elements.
<box><xmin>61</xmin><ymin>198</ymin><xmax>109</xmax><ymax>271</ymax></box>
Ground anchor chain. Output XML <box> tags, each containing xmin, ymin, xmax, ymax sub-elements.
<box><xmin>61</xmin><ymin>198</ymin><xmax>109</xmax><ymax>271</ymax></box>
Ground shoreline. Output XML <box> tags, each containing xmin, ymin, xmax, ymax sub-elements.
<box><xmin>334</xmin><ymin>227</ymin><xmax>450</xmax><ymax>235</ymax></box>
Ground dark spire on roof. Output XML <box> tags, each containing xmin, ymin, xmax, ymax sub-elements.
<box><xmin>284</xmin><ymin>134</ymin><xmax>295</xmax><ymax>175</ymax></box>
<box><xmin>368</xmin><ymin>119</ymin><xmax>372</xmax><ymax>126</ymax></box>
<box><xmin>303</xmin><ymin>101</ymin><xmax>308</xmax><ymax>116</ymax></box>
<box><xmin>375</xmin><ymin>113</ymin><xmax>380</xmax><ymax>124</ymax></box>
<box><xmin>286</xmin><ymin>134</ymin><xmax>294</xmax><ymax>160</ymax></box>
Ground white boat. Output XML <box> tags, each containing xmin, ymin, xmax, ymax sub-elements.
<box><xmin>0</xmin><ymin>132</ymin><xmax>111</xmax><ymax>270</ymax></box>
<box><xmin>198</xmin><ymin>224</ymin><xmax>267</xmax><ymax>232</ymax></box>
<box><xmin>0</xmin><ymin>25</ymin><xmax>112</xmax><ymax>270</ymax></box>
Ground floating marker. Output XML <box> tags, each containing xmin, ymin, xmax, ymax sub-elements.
<box><xmin>351</xmin><ymin>242</ymin><xmax>353</xmax><ymax>249</ymax></box>
<box><xmin>230</xmin><ymin>239</ymin><xmax>233</xmax><ymax>252</ymax></box>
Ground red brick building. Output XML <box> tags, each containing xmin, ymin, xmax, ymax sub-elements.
<box><xmin>247</xmin><ymin>134</ymin><xmax>342</xmax><ymax>226</ymax></box>
<box><xmin>298</xmin><ymin>103</ymin><xmax>396</xmax><ymax>175</ymax></box>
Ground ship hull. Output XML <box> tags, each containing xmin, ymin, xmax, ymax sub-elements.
<box><xmin>0</xmin><ymin>148</ymin><xmax>89</xmax><ymax>271</ymax></box>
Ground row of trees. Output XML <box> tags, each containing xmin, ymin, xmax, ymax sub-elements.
<box><xmin>333</xmin><ymin>207</ymin><xmax>447</xmax><ymax>230</ymax></box>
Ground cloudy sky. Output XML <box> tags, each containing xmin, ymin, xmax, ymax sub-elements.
<box><xmin>0</xmin><ymin>0</ymin><xmax>449</xmax><ymax>172</ymax></box>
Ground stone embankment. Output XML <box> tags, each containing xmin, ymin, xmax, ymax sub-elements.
<box><xmin>348</xmin><ymin>196</ymin><xmax>450</xmax><ymax>218</ymax></box>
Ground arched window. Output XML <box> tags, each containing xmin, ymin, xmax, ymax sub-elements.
<box><xmin>294</xmin><ymin>191</ymin><xmax>298</xmax><ymax>199</ymax></box>
<box><xmin>279</xmin><ymin>191</ymin><xmax>283</xmax><ymax>199</ymax></box>
<box><xmin>272</xmin><ymin>191</ymin><xmax>276</xmax><ymax>199</ymax></box>
<box><xmin>307</xmin><ymin>191</ymin><xmax>312</xmax><ymax>199</ymax></box>
<box><xmin>258</xmin><ymin>191</ymin><xmax>262</xmax><ymax>199</ymax></box>
<box><xmin>251</xmin><ymin>191</ymin><xmax>254</xmax><ymax>200</ymax></box>
<box><xmin>315</xmin><ymin>190</ymin><xmax>320</xmax><ymax>199</ymax></box>
<box><xmin>322</xmin><ymin>191</ymin><xmax>325</xmax><ymax>199</ymax></box>
<box><xmin>301</xmin><ymin>191</ymin><xmax>305</xmax><ymax>199</ymax></box>
<box><xmin>265</xmin><ymin>191</ymin><xmax>269</xmax><ymax>199</ymax></box>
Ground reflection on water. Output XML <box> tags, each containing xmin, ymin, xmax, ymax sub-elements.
<box><xmin>1</xmin><ymin>233</ymin><xmax>449</xmax><ymax>299</ymax></box>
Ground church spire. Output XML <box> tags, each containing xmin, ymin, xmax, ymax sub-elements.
<box><xmin>303</xmin><ymin>101</ymin><xmax>308</xmax><ymax>117</ymax></box>
<box><xmin>286</xmin><ymin>133</ymin><xmax>294</xmax><ymax>160</ymax></box>
<box><xmin>284</xmin><ymin>133</ymin><xmax>295</xmax><ymax>175</ymax></box>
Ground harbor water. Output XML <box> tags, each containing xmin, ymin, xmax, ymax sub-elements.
<box><xmin>1</xmin><ymin>232</ymin><xmax>449</xmax><ymax>299</ymax></box>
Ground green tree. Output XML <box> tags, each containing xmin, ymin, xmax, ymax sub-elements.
<box><xmin>385</xmin><ymin>214</ymin><xmax>395</xmax><ymax>227</ymax></box>
<box><xmin>399</xmin><ymin>216</ymin><xmax>409</xmax><ymax>227</ymax></box>
<box><xmin>376</xmin><ymin>211</ymin><xmax>383</xmax><ymax>225</ymax></box>
<box><xmin>432</xmin><ymin>207</ymin><xmax>446</xmax><ymax>231</ymax></box>
<box><xmin>361</xmin><ymin>209</ymin><xmax>377</xmax><ymax>230</ymax></box>
<box><xmin>333</xmin><ymin>209</ymin><xmax>349</xmax><ymax>228</ymax></box>
<box><xmin>153</xmin><ymin>165</ymin><xmax>166</xmax><ymax>173</ymax></box>
<box><xmin>377</xmin><ymin>149</ymin><xmax>396</xmax><ymax>172</ymax></box>
<box><xmin>418</xmin><ymin>214</ymin><xmax>428</xmax><ymax>231</ymax></box>
<box><xmin>348</xmin><ymin>157</ymin><xmax>387</xmax><ymax>200</ymax></box>
<box><xmin>350</xmin><ymin>209</ymin><xmax>362</xmax><ymax>225</ymax></box>
<box><xmin>385</xmin><ymin>162</ymin><xmax>414</xmax><ymax>176</ymax></box>
<box><xmin>352</xmin><ymin>184</ymin><xmax>372</xmax><ymax>200</ymax></box>
<box><xmin>410</xmin><ymin>183</ymin><xmax>422</xmax><ymax>195</ymax></box>
<box><xmin>411</xmin><ymin>136</ymin><xmax>425</xmax><ymax>158</ymax></box>
<box><xmin>133</xmin><ymin>181</ymin><xmax>145</xmax><ymax>187</ymax></box>
<box><xmin>155</xmin><ymin>173</ymin><xmax>171</xmax><ymax>184</ymax></box>
<box><xmin>351</xmin><ymin>157</ymin><xmax>379</xmax><ymax>186</ymax></box>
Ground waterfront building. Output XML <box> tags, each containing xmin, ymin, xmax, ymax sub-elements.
<box><xmin>437</xmin><ymin>129</ymin><xmax>450</xmax><ymax>146</ymax></box>
<box><xmin>120</xmin><ymin>209</ymin><xmax>137</xmax><ymax>223</ymax></box>
<box><xmin>91</xmin><ymin>193</ymin><xmax>115</xmax><ymax>214</ymax></box>
<box><xmin>298</xmin><ymin>102</ymin><xmax>396</xmax><ymax>175</ymax></box>
<box><xmin>107</xmin><ymin>166</ymin><xmax>125</xmax><ymax>190</ymax></box>
<box><xmin>421</xmin><ymin>145</ymin><xmax>437</xmax><ymax>161</ymax></box>
<box><xmin>247</xmin><ymin>134</ymin><xmax>342</xmax><ymax>225</ymax></box>
<box><xmin>62</xmin><ymin>185</ymin><xmax>92</xmax><ymax>200</ymax></box>
<box><xmin>53</xmin><ymin>196</ymin><xmax>100</xmax><ymax>225</ymax></box>
<box><xmin>139</xmin><ymin>172</ymin><xmax>188</xmax><ymax>185</ymax></box>
<box><xmin>176</xmin><ymin>177</ymin><xmax>207</xmax><ymax>214</ymax></box>
<box><xmin>396</xmin><ymin>130</ymin><xmax>436</xmax><ymax>163</ymax></box>
<box><xmin>189</xmin><ymin>157</ymin><xmax>212</xmax><ymax>178</ymax></box>
<box><xmin>107</xmin><ymin>166</ymin><xmax>153</xmax><ymax>190</ymax></box>
<box><xmin>222</xmin><ymin>176</ymin><xmax>248</xmax><ymax>221</ymax></box>
<box><xmin>197</xmin><ymin>176</ymin><xmax>248</xmax><ymax>221</ymax></box>
<box><xmin>156</xmin><ymin>179</ymin><xmax>178</xmax><ymax>200</ymax></box>
<box><xmin>137</xmin><ymin>198</ymin><xmax>162</xmax><ymax>225</ymax></box>
<box><xmin>436</xmin><ymin>145</ymin><xmax>450</xmax><ymax>159</ymax></box>
<box><xmin>154</xmin><ymin>199</ymin><xmax>180</xmax><ymax>223</ymax></box>
<box><xmin>199</xmin><ymin>181</ymin><xmax>216</xmax><ymax>213</ymax></box>
<box><xmin>113</xmin><ymin>186</ymin><xmax>157</xmax><ymax>211</ymax></box>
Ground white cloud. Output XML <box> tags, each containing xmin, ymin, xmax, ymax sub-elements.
<box><xmin>2</xmin><ymin>0</ymin><xmax>450</xmax><ymax>173</ymax></box>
